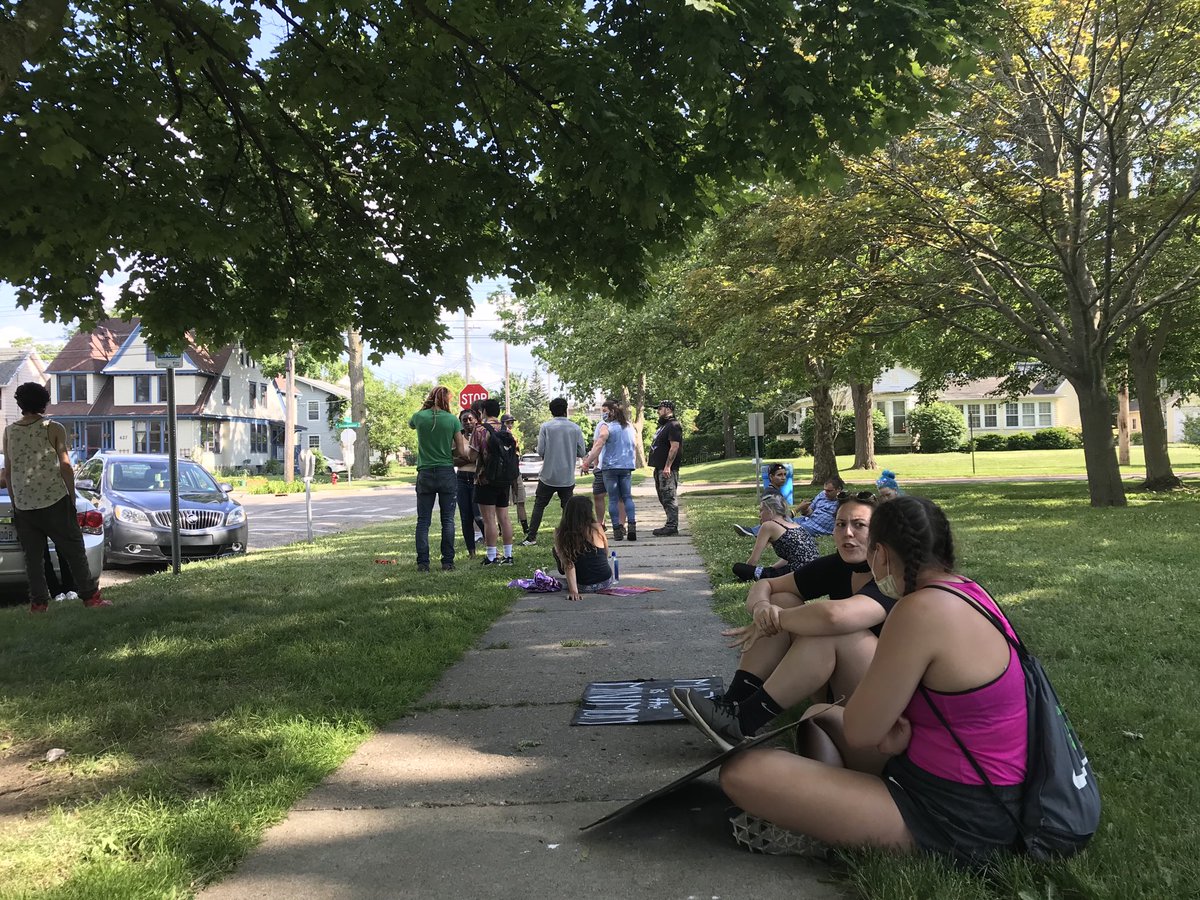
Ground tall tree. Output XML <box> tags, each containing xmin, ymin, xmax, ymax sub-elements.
<box><xmin>853</xmin><ymin>0</ymin><xmax>1200</xmax><ymax>506</ymax></box>
<box><xmin>2</xmin><ymin>0</ymin><xmax>983</xmax><ymax>357</ymax></box>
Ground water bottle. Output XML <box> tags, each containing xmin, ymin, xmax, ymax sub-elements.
<box><xmin>611</xmin><ymin>549</ymin><xmax>620</xmax><ymax>583</ymax></box>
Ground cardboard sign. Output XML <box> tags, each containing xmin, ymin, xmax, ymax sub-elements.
<box><xmin>570</xmin><ymin>678</ymin><xmax>723</xmax><ymax>726</ymax></box>
<box><xmin>580</xmin><ymin>720</ymin><xmax>796</xmax><ymax>831</ymax></box>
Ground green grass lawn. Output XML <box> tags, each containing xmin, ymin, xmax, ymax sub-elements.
<box><xmin>0</xmin><ymin>525</ymin><xmax>558</xmax><ymax>898</ymax></box>
<box><xmin>685</xmin><ymin>481</ymin><xmax>1200</xmax><ymax>900</ymax></box>
<box><xmin>678</xmin><ymin>444</ymin><xmax>1200</xmax><ymax>486</ymax></box>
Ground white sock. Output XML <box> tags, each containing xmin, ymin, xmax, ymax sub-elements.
<box><xmin>503</xmin><ymin>544</ymin><xmax>513</xmax><ymax>558</ymax></box>
<box><xmin>487</xmin><ymin>547</ymin><xmax>497</xmax><ymax>561</ymax></box>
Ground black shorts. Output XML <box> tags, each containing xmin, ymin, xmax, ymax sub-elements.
<box><xmin>475</xmin><ymin>483</ymin><xmax>510</xmax><ymax>508</ymax></box>
<box><xmin>883</xmin><ymin>753</ymin><xmax>1021</xmax><ymax>867</ymax></box>
<box><xmin>592</xmin><ymin>471</ymin><xmax>606</xmax><ymax>495</ymax></box>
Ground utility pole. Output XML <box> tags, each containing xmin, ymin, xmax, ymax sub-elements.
<box><xmin>504</xmin><ymin>341</ymin><xmax>511</xmax><ymax>416</ymax></box>
<box><xmin>1117</xmin><ymin>377</ymin><xmax>1131</xmax><ymax>466</ymax></box>
<box><xmin>284</xmin><ymin>346</ymin><xmax>296</xmax><ymax>483</ymax></box>
<box><xmin>463</xmin><ymin>311</ymin><xmax>471</xmax><ymax>384</ymax></box>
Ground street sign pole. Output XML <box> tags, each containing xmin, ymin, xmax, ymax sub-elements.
<box><xmin>340</xmin><ymin>428</ymin><xmax>357</xmax><ymax>485</ymax></box>
<box><xmin>166</xmin><ymin>366</ymin><xmax>181</xmax><ymax>575</ymax></box>
<box><xmin>748</xmin><ymin>412</ymin><xmax>765</xmax><ymax>480</ymax></box>
<box><xmin>299</xmin><ymin>449</ymin><xmax>316</xmax><ymax>542</ymax></box>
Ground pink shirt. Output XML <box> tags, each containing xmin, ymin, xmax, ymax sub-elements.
<box><xmin>902</xmin><ymin>580</ymin><xmax>1028</xmax><ymax>786</ymax></box>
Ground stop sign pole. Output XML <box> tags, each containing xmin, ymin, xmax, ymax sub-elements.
<box><xmin>339</xmin><ymin>427</ymin><xmax>357</xmax><ymax>484</ymax></box>
<box><xmin>459</xmin><ymin>383</ymin><xmax>489</xmax><ymax>410</ymax></box>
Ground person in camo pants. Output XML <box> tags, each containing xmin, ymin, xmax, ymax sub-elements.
<box><xmin>648</xmin><ymin>400</ymin><xmax>684</xmax><ymax>536</ymax></box>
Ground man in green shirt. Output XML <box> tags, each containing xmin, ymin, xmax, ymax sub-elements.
<box><xmin>410</xmin><ymin>386</ymin><xmax>468</xmax><ymax>572</ymax></box>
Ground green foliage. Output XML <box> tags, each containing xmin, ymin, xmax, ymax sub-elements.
<box><xmin>1032</xmin><ymin>427</ymin><xmax>1083</xmax><ymax>450</ymax></box>
<box><xmin>1006</xmin><ymin>431</ymin><xmax>1036</xmax><ymax>451</ymax></box>
<box><xmin>764</xmin><ymin>438</ymin><xmax>803</xmax><ymax>458</ymax></box>
<box><xmin>1183</xmin><ymin>415</ymin><xmax>1200</xmax><ymax>446</ymax></box>
<box><xmin>800</xmin><ymin>409</ymin><xmax>890</xmax><ymax>455</ymax></box>
<box><xmin>974</xmin><ymin>433</ymin><xmax>1008</xmax><ymax>451</ymax></box>
<box><xmin>263</xmin><ymin>459</ymin><xmax>284</xmax><ymax>476</ymax></box>
<box><xmin>1130</xmin><ymin>430</ymin><xmax>1144</xmax><ymax>446</ymax></box>
<box><xmin>908</xmin><ymin>403</ymin><xmax>966</xmax><ymax>453</ymax></box>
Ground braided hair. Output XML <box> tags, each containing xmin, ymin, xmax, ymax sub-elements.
<box><xmin>867</xmin><ymin>496</ymin><xmax>956</xmax><ymax>595</ymax></box>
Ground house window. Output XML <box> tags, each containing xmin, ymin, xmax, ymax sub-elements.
<box><xmin>984</xmin><ymin>403</ymin><xmax>998</xmax><ymax>428</ymax></box>
<box><xmin>240</xmin><ymin>349</ymin><xmax>250</xmax><ymax>367</ymax></box>
<box><xmin>307</xmin><ymin>400</ymin><xmax>320</xmax><ymax>421</ymax></box>
<box><xmin>157</xmin><ymin>374</ymin><xmax>167</xmax><ymax>401</ymax></box>
<box><xmin>57</xmin><ymin>374</ymin><xmax>87</xmax><ymax>403</ymax></box>
<box><xmin>222</xmin><ymin>376</ymin><xmax>231</xmax><ymax>404</ymax></box>
<box><xmin>1038</xmin><ymin>402</ymin><xmax>1052</xmax><ymax>427</ymax></box>
<box><xmin>891</xmin><ymin>400</ymin><xmax>907</xmax><ymax>435</ymax></box>
<box><xmin>145</xmin><ymin>346</ymin><xmax>155</xmax><ymax>362</ymax></box>
<box><xmin>132</xmin><ymin>420</ymin><xmax>167</xmax><ymax>453</ymax></box>
<box><xmin>1021</xmin><ymin>402</ymin><xmax>1036</xmax><ymax>427</ymax></box>
<box><xmin>875</xmin><ymin>401</ymin><xmax>888</xmax><ymax>416</ymax></box>
<box><xmin>259</xmin><ymin>383</ymin><xmax>267</xmax><ymax>406</ymax></box>
<box><xmin>134</xmin><ymin>375</ymin><xmax>151</xmax><ymax>403</ymax></box>
<box><xmin>250</xmin><ymin>422</ymin><xmax>269</xmax><ymax>454</ymax></box>
<box><xmin>248</xmin><ymin>382</ymin><xmax>256</xmax><ymax>406</ymax></box>
<box><xmin>201</xmin><ymin>421</ymin><xmax>222</xmax><ymax>453</ymax></box>
<box><xmin>966</xmin><ymin>404</ymin><xmax>981</xmax><ymax>429</ymax></box>
<box><xmin>308</xmin><ymin>435</ymin><xmax>321</xmax><ymax>449</ymax></box>
<box><xmin>1006</xmin><ymin>402</ymin><xmax>1019</xmax><ymax>427</ymax></box>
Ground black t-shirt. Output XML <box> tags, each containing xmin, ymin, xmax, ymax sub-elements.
<box><xmin>791</xmin><ymin>552</ymin><xmax>895</xmax><ymax>637</ymax></box>
<box><xmin>648</xmin><ymin>417</ymin><xmax>684</xmax><ymax>469</ymax></box>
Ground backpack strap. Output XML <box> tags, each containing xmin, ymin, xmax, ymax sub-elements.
<box><xmin>928</xmin><ymin>582</ymin><xmax>1029</xmax><ymax>662</ymax></box>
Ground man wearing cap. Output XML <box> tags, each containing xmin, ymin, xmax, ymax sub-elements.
<box><xmin>521</xmin><ymin>397</ymin><xmax>586</xmax><ymax>546</ymax></box>
<box><xmin>648</xmin><ymin>401</ymin><xmax>684</xmax><ymax>536</ymax></box>
<box><xmin>501</xmin><ymin>414</ymin><xmax>530</xmax><ymax>536</ymax></box>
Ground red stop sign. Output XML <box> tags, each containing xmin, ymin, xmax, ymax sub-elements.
<box><xmin>459</xmin><ymin>384</ymin><xmax>489</xmax><ymax>410</ymax></box>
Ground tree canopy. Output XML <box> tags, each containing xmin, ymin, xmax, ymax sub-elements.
<box><xmin>2</xmin><ymin>0</ymin><xmax>982</xmax><ymax>357</ymax></box>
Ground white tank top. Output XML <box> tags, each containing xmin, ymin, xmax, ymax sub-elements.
<box><xmin>4</xmin><ymin>418</ymin><xmax>69</xmax><ymax>510</ymax></box>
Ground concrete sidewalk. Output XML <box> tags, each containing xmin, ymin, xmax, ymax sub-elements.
<box><xmin>203</xmin><ymin>484</ymin><xmax>839</xmax><ymax>899</ymax></box>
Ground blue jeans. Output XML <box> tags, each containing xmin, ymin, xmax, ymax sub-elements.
<box><xmin>601</xmin><ymin>468</ymin><xmax>635</xmax><ymax>527</ymax></box>
<box><xmin>415</xmin><ymin>466</ymin><xmax>458</xmax><ymax>566</ymax></box>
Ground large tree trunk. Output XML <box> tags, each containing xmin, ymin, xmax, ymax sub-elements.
<box><xmin>1117</xmin><ymin>380</ymin><xmax>1131</xmax><ymax>466</ymax></box>
<box><xmin>347</xmin><ymin>329</ymin><xmax>369</xmax><ymax>478</ymax></box>
<box><xmin>1130</xmin><ymin>324</ymin><xmax>1181</xmax><ymax>491</ymax></box>
<box><xmin>1069</xmin><ymin>371</ymin><xmax>1127</xmax><ymax>507</ymax></box>
<box><xmin>629</xmin><ymin>373</ymin><xmax>647</xmax><ymax>469</ymax></box>
<box><xmin>283</xmin><ymin>347</ymin><xmax>296</xmax><ymax>483</ymax></box>
<box><xmin>722</xmin><ymin>407</ymin><xmax>737</xmax><ymax>458</ymax></box>
<box><xmin>850</xmin><ymin>382</ymin><xmax>876</xmax><ymax>470</ymax></box>
<box><xmin>809</xmin><ymin>379</ymin><xmax>840</xmax><ymax>486</ymax></box>
<box><xmin>0</xmin><ymin>0</ymin><xmax>68</xmax><ymax>100</ymax></box>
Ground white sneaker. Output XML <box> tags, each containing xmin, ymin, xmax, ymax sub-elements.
<box><xmin>53</xmin><ymin>593</ymin><xmax>67</xmax><ymax>603</ymax></box>
<box><xmin>65</xmin><ymin>591</ymin><xmax>79</xmax><ymax>601</ymax></box>
<box><xmin>520</xmin><ymin>538</ymin><xmax>537</xmax><ymax>546</ymax></box>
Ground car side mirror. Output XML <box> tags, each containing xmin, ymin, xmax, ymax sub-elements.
<box><xmin>218</xmin><ymin>482</ymin><xmax>233</xmax><ymax>493</ymax></box>
<box><xmin>76</xmin><ymin>478</ymin><xmax>96</xmax><ymax>491</ymax></box>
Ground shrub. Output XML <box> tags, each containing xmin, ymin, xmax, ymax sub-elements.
<box><xmin>1130</xmin><ymin>431</ymin><xmax>1143</xmax><ymax>446</ymax></box>
<box><xmin>1031</xmin><ymin>426</ymin><xmax>1083</xmax><ymax>450</ymax></box>
<box><xmin>263</xmin><ymin>459</ymin><xmax>284</xmax><ymax>476</ymax></box>
<box><xmin>798</xmin><ymin>409</ymin><xmax>888</xmax><ymax>455</ymax></box>
<box><xmin>1006</xmin><ymin>431</ymin><xmax>1036</xmax><ymax>451</ymax></box>
<box><xmin>1183</xmin><ymin>415</ymin><xmax>1200</xmax><ymax>446</ymax></box>
<box><xmin>974</xmin><ymin>433</ymin><xmax>1008</xmax><ymax>451</ymax></box>
<box><xmin>764</xmin><ymin>438</ymin><xmax>802</xmax><ymax>458</ymax></box>
<box><xmin>907</xmin><ymin>403</ymin><xmax>966</xmax><ymax>453</ymax></box>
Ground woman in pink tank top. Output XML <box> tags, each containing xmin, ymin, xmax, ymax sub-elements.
<box><xmin>718</xmin><ymin>495</ymin><xmax>1027</xmax><ymax>864</ymax></box>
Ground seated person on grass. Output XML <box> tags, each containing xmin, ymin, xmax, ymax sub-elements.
<box><xmin>712</xmin><ymin>496</ymin><xmax>1032</xmax><ymax>864</ymax></box>
<box><xmin>734</xmin><ymin>475</ymin><xmax>844</xmax><ymax>538</ymax></box>
<box><xmin>552</xmin><ymin>495</ymin><xmax>614</xmax><ymax>602</ymax></box>
<box><xmin>675</xmin><ymin>492</ymin><xmax>890</xmax><ymax>750</ymax></box>
<box><xmin>876</xmin><ymin>469</ymin><xmax>903</xmax><ymax>500</ymax></box>
<box><xmin>731</xmin><ymin>492</ymin><xmax>819</xmax><ymax>582</ymax></box>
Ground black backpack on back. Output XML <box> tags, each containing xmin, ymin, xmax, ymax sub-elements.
<box><xmin>920</xmin><ymin>585</ymin><xmax>1100</xmax><ymax>861</ymax></box>
<box><xmin>481</xmin><ymin>423</ymin><xmax>519</xmax><ymax>486</ymax></box>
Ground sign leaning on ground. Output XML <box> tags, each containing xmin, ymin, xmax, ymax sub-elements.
<box><xmin>459</xmin><ymin>383</ymin><xmax>488</xmax><ymax>410</ymax></box>
<box><xmin>570</xmin><ymin>678</ymin><xmax>724</xmax><ymax>726</ymax></box>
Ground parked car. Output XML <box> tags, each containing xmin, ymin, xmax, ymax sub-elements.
<box><xmin>324</xmin><ymin>456</ymin><xmax>348</xmax><ymax>475</ymax></box>
<box><xmin>0</xmin><ymin>453</ymin><xmax>106</xmax><ymax>589</ymax></box>
<box><xmin>75</xmin><ymin>453</ymin><xmax>248</xmax><ymax>566</ymax></box>
<box><xmin>519</xmin><ymin>453</ymin><xmax>543</xmax><ymax>482</ymax></box>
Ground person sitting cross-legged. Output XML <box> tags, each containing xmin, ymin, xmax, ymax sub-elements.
<box><xmin>733</xmin><ymin>475</ymin><xmax>844</xmax><ymax>539</ymax></box>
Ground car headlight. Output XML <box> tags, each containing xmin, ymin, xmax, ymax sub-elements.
<box><xmin>114</xmin><ymin>505</ymin><xmax>151</xmax><ymax>526</ymax></box>
<box><xmin>225</xmin><ymin>506</ymin><xmax>245</xmax><ymax>526</ymax></box>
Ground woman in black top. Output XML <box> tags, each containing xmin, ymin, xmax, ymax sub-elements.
<box><xmin>553</xmin><ymin>495</ymin><xmax>613</xmax><ymax>601</ymax></box>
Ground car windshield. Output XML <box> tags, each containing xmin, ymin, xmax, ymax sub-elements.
<box><xmin>110</xmin><ymin>460</ymin><xmax>220</xmax><ymax>493</ymax></box>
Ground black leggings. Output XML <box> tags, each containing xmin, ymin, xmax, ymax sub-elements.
<box><xmin>456</xmin><ymin>472</ymin><xmax>483</xmax><ymax>553</ymax></box>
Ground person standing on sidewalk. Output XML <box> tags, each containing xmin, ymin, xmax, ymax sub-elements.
<box><xmin>649</xmin><ymin>400</ymin><xmax>684</xmax><ymax>536</ymax></box>
<box><xmin>410</xmin><ymin>385</ymin><xmax>468</xmax><ymax>572</ymax></box>
<box><xmin>521</xmin><ymin>397</ymin><xmax>585</xmax><ymax>546</ymax></box>
<box><xmin>581</xmin><ymin>398</ymin><xmax>638</xmax><ymax>541</ymax></box>
<box><xmin>454</xmin><ymin>409</ymin><xmax>486</xmax><ymax>558</ymax></box>
<box><xmin>470</xmin><ymin>398</ymin><xmax>518</xmax><ymax>566</ymax></box>
<box><xmin>501</xmin><ymin>413</ymin><xmax>531</xmax><ymax>537</ymax></box>
<box><xmin>1</xmin><ymin>382</ymin><xmax>108</xmax><ymax>612</ymax></box>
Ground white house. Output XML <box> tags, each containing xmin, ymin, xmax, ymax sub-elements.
<box><xmin>44</xmin><ymin>319</ymin><xmax>288</xmax><ymax>472</ymax></box>
<box><xmin>786</xmin><ymin>366</ymin><xmax>1083</xmax><ymax>448</ymax></box>
<box><xmin>0</xmin><ymin>347</ymin><xmax>48</xmax><ymax>429</ymax></box>
<box><xmin>272</xmin><ymin>373</ymin><xmax>350</xmax><ymax>459</ymax></box>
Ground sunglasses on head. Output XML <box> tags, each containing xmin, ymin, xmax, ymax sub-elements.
<box><xmin>836</xmin><ymin>490</ymin><xmax>876</xmax><ymax>502</ymax></box>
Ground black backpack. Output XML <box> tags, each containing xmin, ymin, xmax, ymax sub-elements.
<box><xmin>920</xmin><ymin>585</ymin><xmax>1100</xmax><ymax>861</ymax></box>
<box><xmin>481</xmin><ymin>423</ymin><xmax>519</xmax><ymax>486</ymax></box>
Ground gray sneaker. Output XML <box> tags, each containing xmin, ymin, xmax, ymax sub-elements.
<box><xmin>729</xmin><ymin>810</ymin><xmax>827</xmax><ymax>857</ymax></box>
<box><xmin>682</xmin><ymin>690</ymin><xmax>747</xmax><ymax>751</ymax></box>
<box><xmin>733</xmin><ymin>524</ymin><xmax>755</xmax><ymax>537</ymax></box>
<box><xmin>520</xmin><ymin>538</ymin><xmax>537</xmax><ymax>546</ymax></box>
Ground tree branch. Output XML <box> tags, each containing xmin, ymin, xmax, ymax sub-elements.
<box><xmin>0</xmin><ymin>0</ymin><xmax>69</xmax><ymax>100</ymax></box>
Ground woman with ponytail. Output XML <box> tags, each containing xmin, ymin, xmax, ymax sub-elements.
<box><xmin>714</xmin><ymin>496</ymin><xmax>1029</xmax><ymax>865</ymax></box>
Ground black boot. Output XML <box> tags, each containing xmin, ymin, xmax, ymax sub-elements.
<box><xmin>612</xmin><ymin>523</ymin><xmax>626</xmax><ymax>541</ymax></box>
<box><xmin>626</xmin><ymin>524</ymin><xmax>637</xmax><ymax>542</ymax></box>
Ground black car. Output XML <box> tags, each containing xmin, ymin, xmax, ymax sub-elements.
<box><xmin>76</xmin><ymin>453</ymin><xmax>249</xmax><ymax>566</ymax></box>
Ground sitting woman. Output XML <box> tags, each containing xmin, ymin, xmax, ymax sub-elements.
<box><xmin>552</xmin><ymin>495</ymin><xmax>614</xmax><ymax>602</ymax></box>
<box><xmin>715</xmin><ymin>496</ymin><xmax>1030</xmax><ymax>864</ymax></box>
<box><xmin>731</xmin><ymin>493</ymin><xmax>819</xmax><ymax>582</ymax></box>
<box><xmin>875</xmin><ymin>469</ymin><xmax>903</xmax><ymax>500</ymax></box>
<box><xmin>679</xmin><ymin>493</ymin><xmax>890</xmax><ymax>749</ymax></box>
